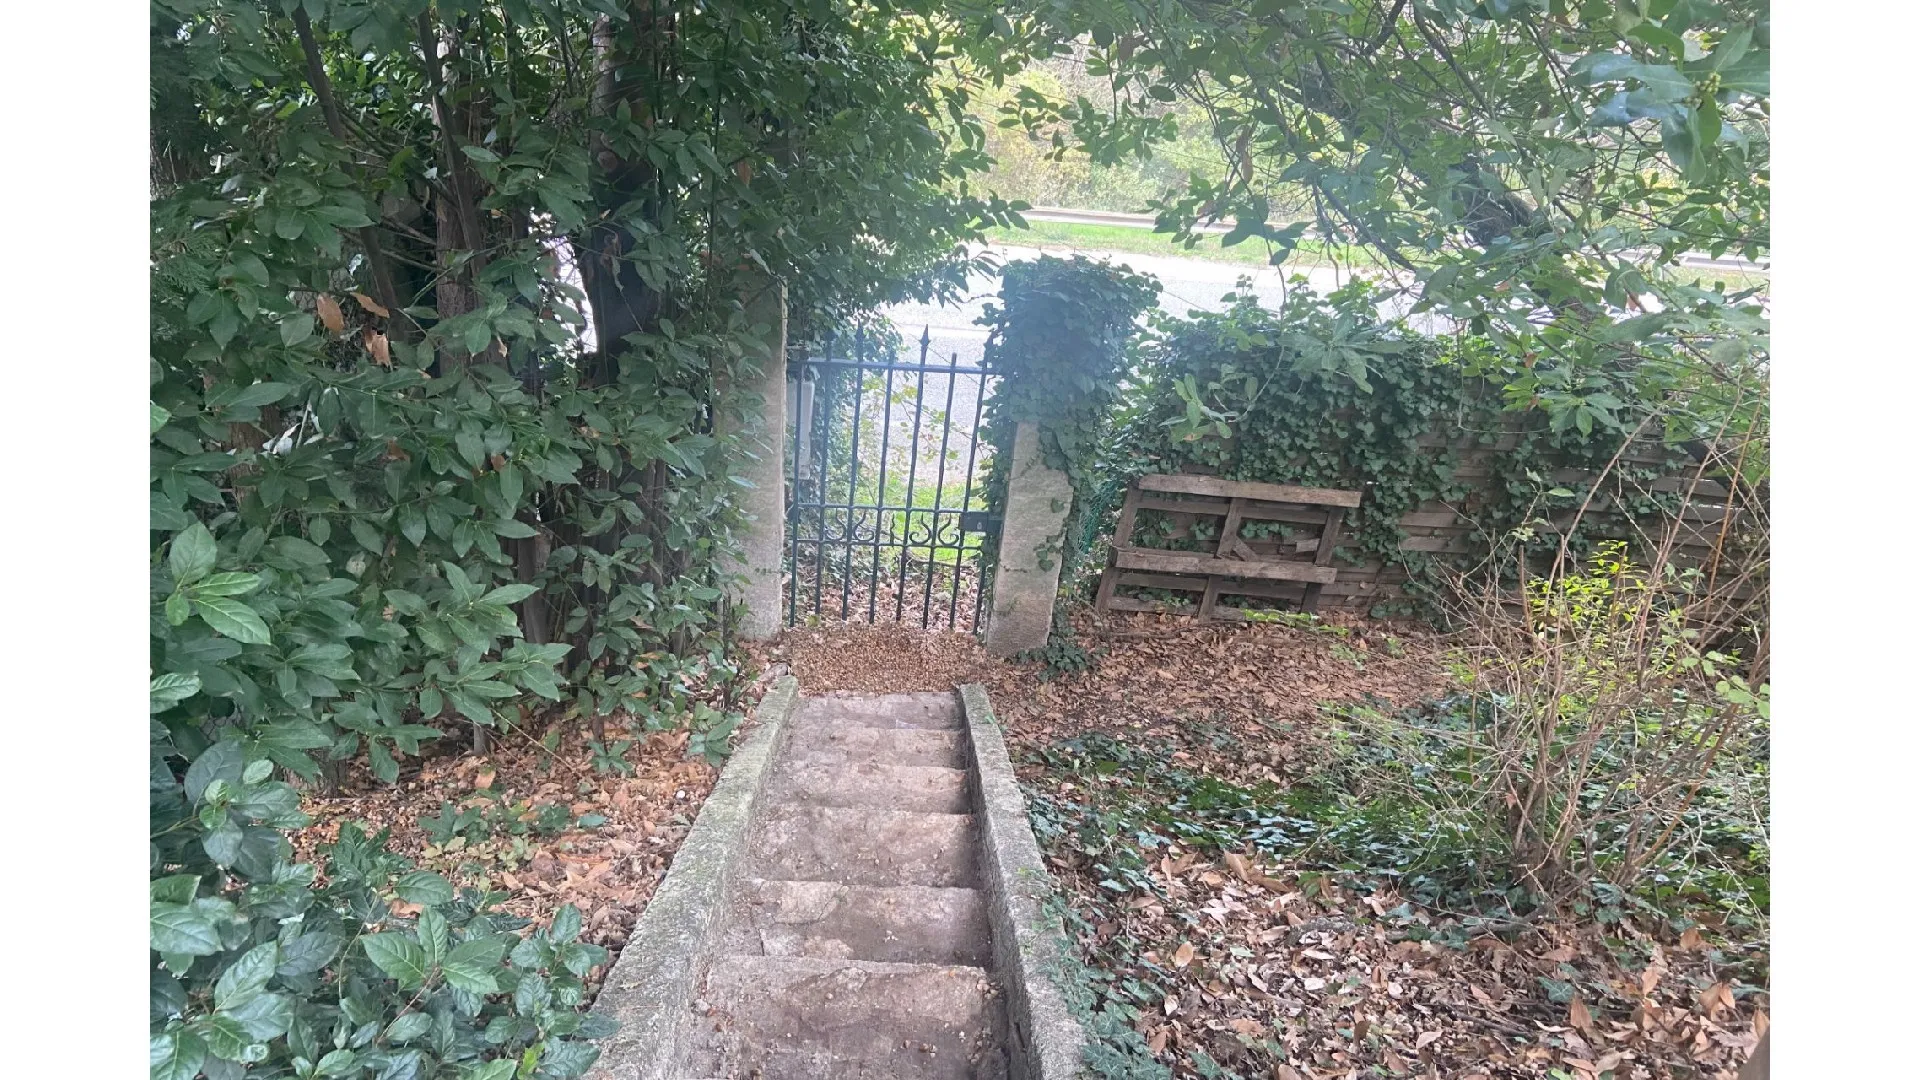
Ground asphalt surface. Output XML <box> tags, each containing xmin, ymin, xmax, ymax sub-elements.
<box><xmin>876</xmin><ymin>242</ymin><xmax>1436</xmax><ymax>373</ymax></box>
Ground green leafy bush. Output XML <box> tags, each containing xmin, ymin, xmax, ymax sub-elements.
<box><xmin>151</xmin><ymin>730</ymin><xmax>609</xmax><ymax>1080</ymax></box>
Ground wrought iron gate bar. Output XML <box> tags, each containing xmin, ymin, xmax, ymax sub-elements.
<box><xmin>800</xmin><ymin>357</ymin><xmax>989</xmax><ymax>375</ymax></box>
<box><xmin>783</xmin><ymin>323</ymin><xmax>997</xmax><ymax>632</ymax></box>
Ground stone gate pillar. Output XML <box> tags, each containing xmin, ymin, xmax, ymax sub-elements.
<box><xmin>720</xmin><ymin>278</ymin><xmax>788</xmax><ymax>640</ymax></box>
<box><xmin>983</xmin><ymin>422</ymin><xmax>1072</xmax><ymax>656</ymax></box>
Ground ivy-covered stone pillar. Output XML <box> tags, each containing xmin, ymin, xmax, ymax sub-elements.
<box><xmin>978</xmin><ymin>256</ymin><xmax>1161</xmax><ymax>657</ymax></box>
<box><xmin>720</xmin><ymin>278</ymin><xmax>788</xmax><ymax>640</ymax></box>
<box><xmin>983</xmin><ymin>422</ymin><xmax>1074</xmax><ymax>656</ymax></box>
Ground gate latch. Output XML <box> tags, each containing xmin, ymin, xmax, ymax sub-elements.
<box><xmin>959</xmin><ymin>510</ymin><xmax>1001</xmax><ymax>535</ymax></box>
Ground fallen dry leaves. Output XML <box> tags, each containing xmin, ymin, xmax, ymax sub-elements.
<box><xmin>766</xmin><ymin>610</ymin><xmax>1767</xmax><ymax>1079</ymax></box>
<box><xmin>287</xmin><ymin>679</ymin><xmax>784</xmax><ymax>994</ymax></box>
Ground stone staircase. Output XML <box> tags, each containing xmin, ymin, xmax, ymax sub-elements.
<box><xmin>681</xmin><ymin>692</ymin><xmax>1009</xmax><ymax>1079</ymax></box>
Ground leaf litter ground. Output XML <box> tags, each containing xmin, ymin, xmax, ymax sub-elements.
<box><xmin>289</xmin><ymin>667</ymin><xmax>787</xmax><ymax>995</ymax></box>
<box><xmin>761</xmin><ymin>611</ymin><xmax>1767</xmax><ymax>1080</ymax></box>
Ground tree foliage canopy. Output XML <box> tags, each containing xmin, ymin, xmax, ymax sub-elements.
<box><xmin>1004</xmin><ymin>0</ymin><xmax>1770</xmax><ymax>446</ymax></box>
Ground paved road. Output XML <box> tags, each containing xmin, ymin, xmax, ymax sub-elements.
<box><xmin>877</xmin><ymin>242</ymin><xmax>1436</xmax><ymax>373</ymax></box>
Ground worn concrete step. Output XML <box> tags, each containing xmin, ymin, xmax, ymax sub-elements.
<box><xmin>749</xmin><ymin>805</ymin><xmax>978</xmax><ymax>888</ymax></box>
<box><xmin>792</xmin><ymin>692</ymin><xmax>963</xmax><ymax>731</ymax></box>
<box><xmin>719</xmin><ymin>880</ymin><xmax>991</xmax><ymax>966</ymax></box>
<box><xmin>769</xmin><ymin>759</ymin><xmax>970</xmax><ymax>814</ymax></box>
<box><xmin>785</xmin><ymin>725</ymin><xmax>965</xmax><ymax>769</ymax></box>
<box><xmin>688</xmin><ymin>956</ymin><xmax>1006</xmax><ymax>1080</ymax></box>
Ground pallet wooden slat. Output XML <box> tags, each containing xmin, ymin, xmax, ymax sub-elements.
<box><xmin>1135</xmin><ymin>473</ymin><xmax>1363</xmax><ymax>508</ymax></box>
<box><xmin>1113</xmin><ymin>549</ymin><xmax>1339</xmax><ymax>584</ymax></box>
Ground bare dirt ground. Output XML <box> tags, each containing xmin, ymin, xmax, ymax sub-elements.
<box><xmin>759</xmin><ymin>610</ymin><xmax>1768</xmax><ymax>1080</ymax></box>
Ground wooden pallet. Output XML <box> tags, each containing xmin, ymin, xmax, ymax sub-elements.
<box><xmin>1093</xmin><ymin>474</ymin><xmax>1364</xmax><ymax>619</ymax></box>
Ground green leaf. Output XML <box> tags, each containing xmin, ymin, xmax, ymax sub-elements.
<box><xmin>362</xmin><ymin>933</ymin><xmax>430</xmax><ymax>987</ymax></box>
<box><xmin>151</xmin><ymin>903</ymin><xmax>222</xmax><ymax>956</ymax></box>
<box><xmin>460</xmin><ymin>144</ymin><xmax>502</xmax><ymax>163</ymax></box>
<box><xmin>214</xmin><ymin>942</ymin><xmax>278</xmax><ymax>1011</ymax></box>
<box><xmin>197</xmin><ymin>1013</ymin><xmax>258</xmax><ymax>1062</ymax></box>
<box><xmin>281</xmin><ymin>315</ymin><xmax>315</xmax><ymax>347</ymax></box>
<box><xmin>222</xmin><ymin>990</ymin><xmax>293</xmax><ymax>1040</ymax></box>
<box><xmin>549</xmin><ymin>904</ymin><xmax>582</xmax><ymax>944</ymax></box>
<box><xmin>185</xmin><ymin>740</ymin><xmax>246</xmax><ymax>803</ymax></box>
<box><xmin>442</xmin><ymin>957</ymin><xmax>500</xmax><ymax>995</ymax></box>
<box><xmin>536</xmin><ymin>1040</ymin><xmax>600</xmax><ymax>1079</ymax></box>
<box><xmin>394</xmin><ymin>870</ymin><xmax>455</xmax><ymax>907</ymax></box>
<box><xmin>193</xmin><ymin>596</ymin><xmax>272</xmax><ymax>644</ymax></box>
<box><xmin>419</xmin><ymin>907</ymin><xmax>449</xmax><ymax>965</ymax></box>
<box><xmin>444</xmin><ymin>936</ymin><xmax>508</xmax><ymax>992</ymax></box>
<box><xmin>219</xmin><ymin>382</ymin><xmax>295</xmax><ymax>410</ymax></box>
<box><xmin>276</xmin><ymin>930</ymin><xmax>343</xmax><ymax>977</ymax></box>
<box><xmin>151</xmin><ymin>672</ymin><xmax>202</xmax><ymax>713</ymax></box>
<box><xmin>385</xmin><ymin>1012</ymin><xmax>434</xmax><ymax>1044</ymax></box>
<box><xmin>152</xmin><ymin>401</ymin><xmax>173</xmax><ymax>435</ymax></box>
<box><xmin>463</xmin><ymin>1062</ymin><xmax>518</xmax><ymax>1080</ymax></box>
<box><xmin>151</xmin><ymin>874</ymin><xmax>200</xmax><ymax>905</ymax></box>
<box><xmin>151</xmin><ymin>1030</ymin><xmax>207</xmax><ymax>1080</ymax></box>
<box><xmin>192</xmin><ymin>572</ymin><xmax>263</xmax><ymax>597</ymax></box>
<box><xmin>368</xmin><ymin>739</ymin><xmax>400</xmax><ymax>784</ymax></box>
<box><xmin>203</xmin><ymin>822</ymin><xmax>244</xmax><ymax>865</ymax></box>
<box><xmin>481</xmin><ymin>583</ymin><xmax>539</xmax><ymax>606</ymax></box>
<box><xmin>170</xmin><ymin>523</ymin><xmax>218</xmax><ymax>586</ymax></box>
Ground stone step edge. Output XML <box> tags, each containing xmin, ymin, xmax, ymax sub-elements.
<box><xmin>720</xmin><ymin>879</ymin><xmax>991</xmax><ymax>965</ymax></box>
<box><xmin>584</xmin><ymin>675</ymin><xmax>801</xmax><ymax>1080</ymax></box>
<box><xmin>960</xmin><ymin>683</ymin><xmax>1086</xmax><ymax>1080</ymax></box>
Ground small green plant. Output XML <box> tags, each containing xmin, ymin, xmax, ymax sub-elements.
<box><xmin>585</xmin><ymin>739</ymin><xmax>635</xmax><ymax>777</ymax></box>
<box><xmin>1016</xmin><ymin>633</ymin><xmax>1100</xmax><ymax>680</ymax></box>
<box><xmin>421</xmin><ymin>800</ymin><xmax>488</xmax><ymax>847</ymax></box>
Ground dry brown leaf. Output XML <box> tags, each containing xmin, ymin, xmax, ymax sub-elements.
<box><xmin>1640</xmin><ymin>964</ymin><xmax>1663</xmax><ymax>996</ymax></box>
<box><xmin>1382</xmin><ymin>1046</ymin><xmax>1408</xmax><ymax>1074</ymax></box>
<box><xmin>1699</xmin><ymin>982</ymin><xmax>1735</xmax><ymax>1019</ymax></box>
<box><xmin>1163</xmin><ymin>991</ymin><xmax>1180</xmax><ymax>1015</ymax></box>
<box><xmin>1172</xmin><ymin>941</ymin><xmax>1196</xmax><ymax>968</ymax></box>
<box><xmin>474</xmin><ymin>769</ymin><xmax>496</xmax><ymax>790</ymax></box>
<box><xmin>352</xmin><ymin>291</ymin><xmax>391</xmax><ymax>317</ymax></box>
<box><xmin>1414</xmin><ymin>1030</ymin><xmax>1441</xmax><ymax>1049</ymax></box>
<box><xmin>1224</xmin><ymin>852</ymin><xmax>1253</xmax><ymax>882</ymax></box>
<box><xmin>1570</xmin><ymin>996</ymin><xmax>1596</xmax><ymax>1037</ymax></box>
<box><xmin>1678</xmin><ymin>926</ymin><xmax>1704</xmax><ymax>951</ymax></box>
<box><xmin>1272</xmin><ymin>1065</ymin><xmax>1303</xmax><ymax>1080</ymax></box>
<box><xmin>316</xmin><ymin>294</ymin><xmax>345</xmax><ymax>334</ymax></box>
<box><xmin>365</xmin><ymin>330</ymin><xmax>391</xmax><ymax>368</ymax></box>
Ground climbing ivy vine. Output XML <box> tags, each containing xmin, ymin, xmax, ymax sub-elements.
<box><xmin>977</xmin><ymin>256</ymin><xmax>1161</xmax><ymax>628</ymax></box>
<box><xmin>1102</xmin><ymin>283</ymin><xmax>1710</xmax><ymax>619</ymax></box>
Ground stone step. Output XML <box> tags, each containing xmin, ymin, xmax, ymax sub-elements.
<box><xmin>719</xmin><ymin>879</ymin><xmax>991</xmax><ymax>966</ymax></box>
<box><xmin>769</xmin><ymin>759</ymin><xmax>970</xmax><ymax>814</ymax></box>
<box><xmin>791</xmin><ymin>692</ymin><xmax>963</xmax><ymax>731</ymax></box>
<box><xmin>687</xmin><ymin>956</ymin><xmax>1006</xmax><ymax>1080</ymax></box>
<box><xmin>785</xmin><ymin>725</ymin><xmax>965</xmax><ymax>770</ymax></box>
<box><xmin>749</xmin><ymin>805</ymin><xmax>978</xmax><ymax>888</ymax></box>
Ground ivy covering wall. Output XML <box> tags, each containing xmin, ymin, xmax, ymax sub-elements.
<box><xmin>977</xmin><ymin>256</ymin><xmax>1160</xmax><ymax>627</ymax></box>
<box><xmin>1090</xmin><ymin>285</ymin><xmax>1752</xmax><ymax>620</ymax></box>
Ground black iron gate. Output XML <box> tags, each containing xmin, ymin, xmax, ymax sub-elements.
<box><xmin>784</xmin><ymin>326</ymin><xmax>999</xmax><ymax>630</ymax></box>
